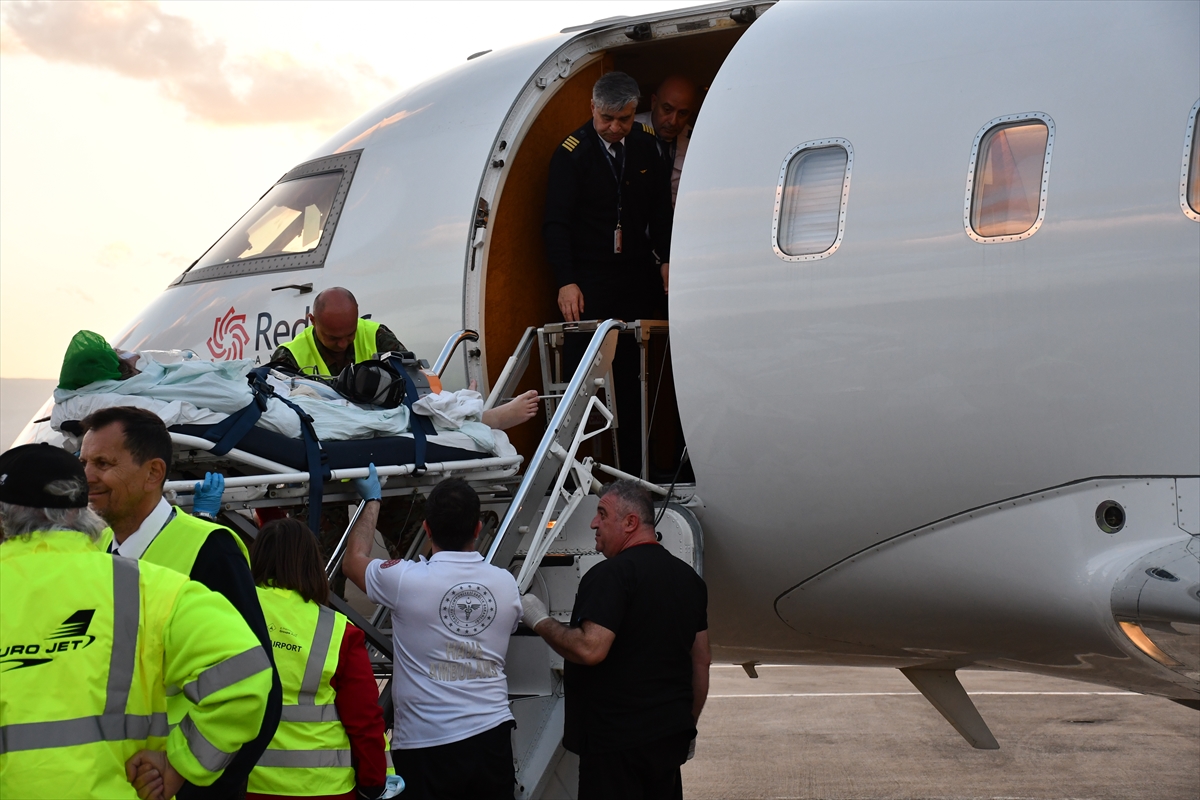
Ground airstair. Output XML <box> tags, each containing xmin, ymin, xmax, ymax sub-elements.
<box><xmin>163</xmin><ymin>319</ymin><xmax>704</xmax><ymax>799</ymax></box>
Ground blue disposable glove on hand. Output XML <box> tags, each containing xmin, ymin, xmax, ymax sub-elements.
<box><xmin>192</xmin><ymin>472</ymin><xmax>225</xmax><ymax>517</ymax></box>
<box><xmin>354</xmin><ymin>463</ymin><xmax>382</xmax><ymax>502</ymax></box>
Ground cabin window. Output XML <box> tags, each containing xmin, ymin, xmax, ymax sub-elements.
<box><xmin>1182</xmin><ymin>99</ymin><xmax>1200</xmax><ymax>221</ymax></box>
<box><xmin>772</xmin><ymin>139</ymin><xmax>853</xmax><ymax>261</ymax></box>
<box><xmin>177</xmin><ymin>150</ymin><xmax>362</xmax><ymax>285</ymax></box>
<box><xmin>965</xmin><ymin>113</ymin><xmax>1054</xmax><ymax>242</ymax></box>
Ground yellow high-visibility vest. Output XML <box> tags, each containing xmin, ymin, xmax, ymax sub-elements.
<box><xmin>143</xmin><ymin>509</ymin><xmax>250</xmax><ymax>576</ymax></box>
<box><xmin>0</xmin><ymin>530</ymin><xmax>272</xmax><ymax>798</ymax></box>
<box><xmin>249</xmin><ymin>586</ymin><xmax>354</xmax><ymax>796</ymax></box>
<box><xmin>141</xmin><ymin>511</ymin><xmax>254</xmax><ymax>730</ymax></box>
<box><xmin>280</xmin><ymin>319</ymin><xmax>382</xmax><ymax>376</ymax></box>
<box><xmin>96</xmin><ymin>510</ymin><xmax>250</xmax><ymax>574</ymax></box>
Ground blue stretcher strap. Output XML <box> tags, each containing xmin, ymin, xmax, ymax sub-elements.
<box><xmin>402</xmin><ymin>373</ymin><xmax>434</xmax><ymax>475</ymax></box>
<box><xmin>201</xmin><ymin>367</ymin><xmax>329</xmax><ymax>533</ymax></box>
<box><xmin>203</xmin><ymin>391</ymin><xmax>268</xmax><ymax>457</ymax></box>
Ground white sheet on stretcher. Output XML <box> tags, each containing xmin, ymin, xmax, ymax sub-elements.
<box><xmin>51</xmin><ymin>353</ymin><xmax>508</xmax><ymax>456</ymax></box>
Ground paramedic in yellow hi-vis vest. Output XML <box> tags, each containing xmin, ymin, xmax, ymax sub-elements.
<box><xmin>246</xmin><ymin>518</ymin><xmax>387</xmax><ymax>800</ymax></box>
<box><xmin>79</xmin><ymin>406</ymin><xmax>283</xmax><ymax>799</ymax></box>
<box><xmin>0</xmin><ymin>444</ymin><xmax>272</xmax><ymax>800</ymax></box>
<box><xmin>271</xmin><ymin>287</ymin><xmax>406</xmax><ymax>377</ymax></box>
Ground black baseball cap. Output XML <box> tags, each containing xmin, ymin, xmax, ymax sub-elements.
<box><xmin>0</xmin><ymin>444</ymin><xmax>88</xmax><ymax>508</ymax></box>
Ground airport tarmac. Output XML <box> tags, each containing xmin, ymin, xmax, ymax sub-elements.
<box><xmin>680</xmin><ymin>665</ymin><xmax>1199</xmax><ymax>800</ymax></box>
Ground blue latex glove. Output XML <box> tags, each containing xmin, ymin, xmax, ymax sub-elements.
<box><xmin>192</xmin><ymin>472</ymin><xmax>225</xmax><ymax>517</ymax></box>
<box><xmin>354</xmin><ymin>463</ymin><xmax>381</xmax><ymax>502</ymax></box>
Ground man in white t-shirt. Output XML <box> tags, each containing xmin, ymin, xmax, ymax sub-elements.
<box><xmin>343</xmin><ymin>470</ymin><xmax>522</xmax><ymax>800</ymax></box>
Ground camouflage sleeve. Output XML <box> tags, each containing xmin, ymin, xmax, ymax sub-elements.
<box><xmin>269</xmin><ymin>346</ymin><xmax>300</xmax><ymax>372</ymax></box>
<box><xmin>375</xmin><ymin>324</ymin><xmax>405</xmax><ymax>354</ymax></box>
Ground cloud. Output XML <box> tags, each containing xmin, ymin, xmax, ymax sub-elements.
<box><xmin>96</xmin><ymin>242</ymin><xmax>133</xmax><ymax>270</ymax></box>
<box><xmin>1</xmin><ymin>1</ymin><xmax>394</xmax><ymax>127</ymax></box>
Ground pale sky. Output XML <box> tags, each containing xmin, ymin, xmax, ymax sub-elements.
<box><xmin>0</xmin><ymin>0</ymin><xmax>696</xmax><ymax>378</ymax></box>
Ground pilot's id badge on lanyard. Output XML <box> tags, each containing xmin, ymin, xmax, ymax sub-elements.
<box><xmin>614</xmin><ymin>226</ymin><xmax>623</xmax><ymax>254</ymax></box>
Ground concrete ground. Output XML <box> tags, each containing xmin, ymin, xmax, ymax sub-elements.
<box><xmin>681</xmin><ymin>665</ymin><xmax>1199</xmax><ymax>800</ymax></box>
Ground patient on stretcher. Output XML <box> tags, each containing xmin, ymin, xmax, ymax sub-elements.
<box><xmin>52</xmin><ymin>330</ymin><xmax>538</xmax><ymax>455</ymax></box>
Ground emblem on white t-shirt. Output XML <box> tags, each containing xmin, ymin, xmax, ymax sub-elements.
<box><xmin>439</xmin><ymin>582</ymin><xmax>498</xmax><ymax>635</ymax></box>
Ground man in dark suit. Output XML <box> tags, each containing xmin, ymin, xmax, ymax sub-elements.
<box><xmin>543</xmin><ymin>71</ymin><xmax>674</xmax><ymax>474</ymax></box>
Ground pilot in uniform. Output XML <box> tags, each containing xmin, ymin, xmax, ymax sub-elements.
<box><xmin>543</xmin><ymin>72</ymin><xmax>674</xmax><ymax>474</ymax></box>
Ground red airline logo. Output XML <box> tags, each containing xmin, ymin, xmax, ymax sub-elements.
<box><xmin>207</xmin><ymin>307</ymin><xmax>250</xmax><ymax>361</ymax></box>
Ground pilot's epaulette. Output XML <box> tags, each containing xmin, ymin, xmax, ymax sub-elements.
<box><xmin>561</xmin><ymin>134</ymin><xmax>582</xmax><ymax>152</ymax></box>
<box><xmin>639</xmin><ymin>121</ymin><xmax>655</xmax><ymax>135</ymax></box>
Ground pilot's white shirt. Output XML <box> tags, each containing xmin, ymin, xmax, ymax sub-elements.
<box><xmin>365</xmin><ymin>549</ymin><xmax>522</xmax><ymax>748</ymax></box>
<box><xmin>110</xmin><ymin>496</ymin><xmax>173</xmax><ymax>558</ymax></box>
<box><xmin>635</xmin><ymin>111</ymin><xmax>690</xmax><ymax>207</ymax></box>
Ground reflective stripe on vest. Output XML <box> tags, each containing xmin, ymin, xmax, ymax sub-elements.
<box><xmin>0</xmin><ymin>557</ymin><xmax>148</xmax><ymax>755</ymax></box>
<box><xmin>178</xmin><ymin>646</ymin><xmax>272</xmax><ymax>704</ymax></box>
<box><xmin>250</xmin><ymin>589</ymin><xmax>353</xmax><ymax>794</ymax></box>
<box><xmin>179</xmin><ymin>714</ymin><xmax>237</xmax><ymax>773</ymax></box>
<box><xmin>256</xmin><ymin>749</ymin><xmax>353</xmax><ymax>768</ymax></box>
<box><xmin>280</xmin><ymin>319</ymin><xmax>381</xmax><ymax>377</ymax></box>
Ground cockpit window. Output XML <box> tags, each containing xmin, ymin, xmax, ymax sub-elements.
<box><xmin>772</xmin><ymin>139</ymin><xmax>853</xmax><ymax>261</ymax></box>
<box><xmin>1182</xmin><ymin>99</ymin><xmax>1199</xmax><ymax>221</ymax></box>
<box><xmin>177</xmin><ymin>150</ymin><xmax>362</xmax><ymax>285</ymax></box>
<box><xmin>965</xmin><ymin>114</ymin><xmax>1054</xmax><ymax>242</ymax></box>
<box><xmin>196</xmin><ymin>172</ymin><xmax>342</xmax><ymax>267</ymax></box>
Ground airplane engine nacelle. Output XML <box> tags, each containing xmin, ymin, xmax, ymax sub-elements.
<box><xmin>776</xmin><ymin>477</ymin><xmax>1200</xmax><ymax>700</ymax></box>
<box><xmin>1110</xmin><ymin>535</ymin><xmax>1200</xmax><ymax>687</ymax></box>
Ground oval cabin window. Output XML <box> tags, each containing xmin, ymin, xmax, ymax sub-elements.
<box><xmin>965</xmin><ymin>114</ymin><xmax>1054</xmax><ymax>243</ymax></box>
<box><xmin>773</xmin><ymin>139</ymin><xmax>853</xmax><ymax>261</ymax></box>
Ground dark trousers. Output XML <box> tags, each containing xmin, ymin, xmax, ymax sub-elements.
<box><xmin>562</xmin><ymin>273</ymin><xmax>657</xmax><ymax>477</ymax></box>
<box><xmin>564</xmin><ymin>330</ymin><xmax>644</xmax><ymax>476</ymax></box>
<box><xmin>392</xmin><ymin>721</ymin><xmax>515</xmax><ymax>800</ymax></box>
<box><xmin>577</xmin><ymin>731</ymin><xmax>691</xmax><ymax>800</ymax></box>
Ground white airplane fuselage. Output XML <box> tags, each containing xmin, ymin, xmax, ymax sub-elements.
<box><xmin>37</xmin><ymin>1</ymin><xmax>1200</xmax><ymax>703</ymax></box>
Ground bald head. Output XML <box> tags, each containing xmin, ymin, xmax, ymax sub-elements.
<box><xmin>650</xmin><ymin>76</ymin><xmax>698</xmax><ymax>142</ymax></box>
<box><xmin>310</xmin><ymin>287</ymin><xmax>360</xmax><ymax>355</ymax></box>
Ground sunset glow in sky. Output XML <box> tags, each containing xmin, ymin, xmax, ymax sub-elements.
<box><xmin>0</xmin><ymin>0</ymin><xmax>694</xmax><ymax>378</ymax></box>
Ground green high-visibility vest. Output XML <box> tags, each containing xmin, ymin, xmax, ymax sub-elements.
<box><xmin>141</xmin><ymin>509</ymin><xmax>250</xmax><ymax>578</ymax></box>
<box><xmin>249</xmin><ymin>586</ymin><xmax>354</xmax><ymax>796</ymax></box>
<box><xmin>281</xmin><ymin>319</ymin><xmax>382</xmax><ymax>377</ymax></box>
<box><xmin>140</xmin><ymin>510</ymin><xmax>252</xmax><ymax>729</ymax></box>
<box><xmin>0</xmin><ymin>530</ymin><xmax>272</xmax><ymax>797</ymax></box>
<box><xmin>97</xmin><ymin>511</ymin><xmax>250</xmax><ymax>575</ymax></box>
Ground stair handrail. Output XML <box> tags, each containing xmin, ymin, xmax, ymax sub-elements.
<box><xmin>514</xmin><ymin>395</ymin><xmax>612</xmax><ymax>592</ymax></box>
<box><xmin>486</xmin><ymin>318</ymin><xmax>625</xmax><ymax>566</ymax></box>
<box><xmin>432</xmin><ymin>329</ymin><xmax>479</xmax><ymax>378</ymax></box>
<box><xmin>483</xmin><ymin>326</ymin><xmax>537</xmax><ymax>411</ymax></box>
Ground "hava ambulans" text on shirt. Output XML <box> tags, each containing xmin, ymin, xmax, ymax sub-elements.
<box><xmin>428</xmin><ymin>639</ymin><xmax>500</xmax><ymax>681</ymax></box>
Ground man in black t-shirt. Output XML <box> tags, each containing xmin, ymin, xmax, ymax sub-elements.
<box><xmin>521</xmin><ymin>480</ymin><xmax>710</xmax><ymax>799</ymax></box>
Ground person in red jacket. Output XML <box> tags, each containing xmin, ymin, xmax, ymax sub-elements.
<box><xmin>247</xmin><ymin>517</ymin><xmax>388</xmax><ymax>800</ymax></box>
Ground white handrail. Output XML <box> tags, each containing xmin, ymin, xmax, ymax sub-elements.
<box><xmin>484</xmin><ymin>326</ymin><xmax>537</xmax><ymax>411</ymax></box>
<box><xmin>514</xmin><ymin>395</ymin><xmax>612</xmax><ymax>593</ymax></box>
